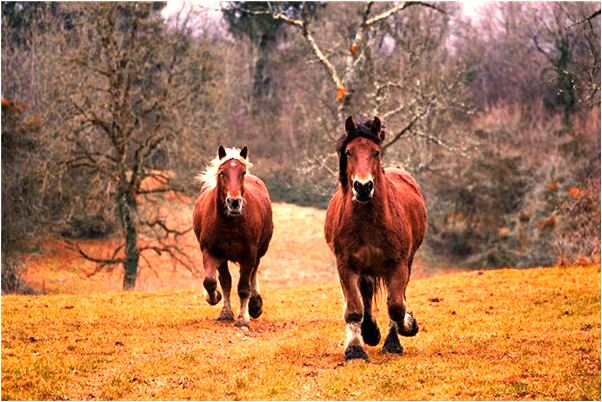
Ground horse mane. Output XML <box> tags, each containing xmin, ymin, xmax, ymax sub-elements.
<box><xmin>196</xmin><ymin>147</ymin><xmax>253</xmax><ymax>191</ymax></box>
<box><xmin>335</xmin><ymin>118</ymin><xmax>385</xmax><ymax>189</ymax></box>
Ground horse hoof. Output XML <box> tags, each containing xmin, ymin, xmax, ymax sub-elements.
<box><xmin>206</xmin><ymin>290</ymin><xmax>222</xmax><ymax>306</ymax></box>
<box><xmin>249</xmin><ymin>294</ymin><xmax>263</xmax><ymax>319</ymax></box>
<box><xmin>344</xmin><ymin>345</ymin><xmax>369</xmax><ymax>361</ymax></box>
<box><xmin>398</xmin><ymin>312</ymin><xmax>419</xmax><ymax>337</ymax></box>
<box><xmin>234</xmin><ymin>320</ymin><xmax>250</xmax><ymax>330</ymax></box>
<box><xmin>217</xmin><ymin>310</ymin><xmax>234</xmax><ymax>322</ymax></box>
<box><xmin>361</xmin><ymin>319</ymin><xmax>381</xmax><ymax>346</ymax></box>
<box><xmin>382</xmin><ymin>340</ymin><xmax>403</xmax><ymax>355</ymax></box>
<box><xmin>382</xmin><ymin>330</ymin><xmax>403</xmax><ymax>355</ymax></box>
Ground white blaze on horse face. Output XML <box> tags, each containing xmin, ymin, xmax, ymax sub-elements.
<box><xmin>226</xmin><ymin>192</ymin><xmax>243</xmax><ymax>200</ymax></box>
<box><xmin>344</xmin><ymin>321</ymin><xmax>364</xmax><ymax>349</ymax></box>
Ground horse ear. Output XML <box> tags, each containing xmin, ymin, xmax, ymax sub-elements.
<box><xmin>345</xmin><ymin>116</ymin><xmax>356</xmax><ymax>135</ymax></box>
<box><xmin>240</xmin><ymin>146</ymin><xmax>248</xmax><ymax>160</ymax></box>
<box><xmin>218</xmin><ymin>145</ymin><xmax>226</xmax><ymax>159</ymax></box>
<box><xmin>371</xmin><ymin>116</ymin><xmax>381</xmax><ymax>135</ymax></box>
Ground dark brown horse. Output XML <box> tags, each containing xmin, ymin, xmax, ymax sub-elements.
<box><xmin>324</xmin><ymin>116</ymin><xmax>427</xmax><ymax>360</ymax></box>
<box><xmin>193</xmin><ymin>146</ymin><xmax>273</xmax><ymax>328</ymax></box>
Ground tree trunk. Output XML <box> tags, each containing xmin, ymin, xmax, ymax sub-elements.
<box><xmin>118</xmin><ymin>187</ymin><xmax>139</xmax><ymax>290</ymax></box>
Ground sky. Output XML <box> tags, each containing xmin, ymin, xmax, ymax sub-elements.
<box><xmin>161</xmin><ymin>0</ymin><xmax>490</xmax><ymax>23</ymax></box>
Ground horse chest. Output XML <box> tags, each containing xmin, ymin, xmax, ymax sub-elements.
<box><xmin>203</xmin><ymin>226</ymin><xmax>252</xmax><ymax>261</ymax></box>
<box><xmin>337</xmin><ymin>220</ymin><xmax>401</xmax><ymax>274</ymax></box>
<box><xmin>350</xmin><ymin>245</ymin><xmax>387</xmax><ymax>269</ymax></box>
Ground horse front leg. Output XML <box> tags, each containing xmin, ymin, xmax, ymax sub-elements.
<box><xmin>202</xmin><ymin>252</ymin><xmax>222</xmax><ymax>306</ymax></box>
<box><xmin>217</xmin><ymin>262</ymin><xmax>234</xmax><ymax>321</ymax></box>
<box><xmin>234</xmin><ymin>259</ymin><xmax>255</xmax><ymax>329</ymax></box>
<box><xmin>338</xmin><ymin>260</ymin><xmax>368</xmax><ymax>361</ymax></box>
<box><xmin>382</xmin><ymin>261</ymin><xmax>419</xmax><ymax>354</ymax></box>
<box><xmin>360</xmin><ymin>275</ymin><xmax>381</xmax><ymax>346</ymax></box>
<box><xmin>248</xmin><ymin>263</ymin><xmax>263</xmax><ymax>319</ymax></box>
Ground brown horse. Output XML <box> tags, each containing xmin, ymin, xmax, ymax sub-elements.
<box><xmin>324</xmin><ymin>116</ymin><xmax>427</xmax><ymax>360</ymax></box>
<box><xmin>193</xmin><ymin>146</ymin><xmax>273</xmax><ymax>328</ymax></box>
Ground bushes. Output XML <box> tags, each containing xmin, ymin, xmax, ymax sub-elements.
<box><xmin>426</xmin><ymin>104</ymin><xmax>600</xmax><ymax>268</ymax></box>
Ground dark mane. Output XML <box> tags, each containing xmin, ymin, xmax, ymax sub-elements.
<box><xmin>336</xmin><ymin>118</ymin><xmax>385</xmax><ymax>189</ymax></box>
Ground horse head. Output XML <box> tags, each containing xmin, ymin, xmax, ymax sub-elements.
<box><xmin>215</xmin><ymin>145</ymin><xmax>249</xmax><ymax>216</ymax></box>
<box><xmin>337</xmin><ymin>116</ymin><xmax>385</xmax><ymax>203</ymax></box>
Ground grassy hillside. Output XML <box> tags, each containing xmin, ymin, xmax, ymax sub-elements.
<box><xmin>2</xmin><ymin>264</ymin><xmax>600</xmax><ymax>400</ymax></box>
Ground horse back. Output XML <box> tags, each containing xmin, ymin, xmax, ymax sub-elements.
<box><xmin>385</xmin><ymin>168</ymin><xmax>427</xmax><ymax>254</ymax></box>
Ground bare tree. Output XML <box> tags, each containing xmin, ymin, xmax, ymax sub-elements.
<box><xmin>530</xmin><ymin>2</ymin><xmax>600</xmax><ymax>110</ymax></box>
<box><xmin>54</xmin><ymin>3</ymin><xmax>203</xmax><ymax>290</ymax></box>
<box><xmin>251</xmin><ymin>2</ymin><xmax>457</xmax><ymax>150</ymax></box>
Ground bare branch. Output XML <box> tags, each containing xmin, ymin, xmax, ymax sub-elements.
<box><xmin>365</xmin><ymin>1</ymin><xmax>445</xmax><ymax>26</ymax></box>
<box><xmin>382</xmin><ymin>117</ymin><xmax>418</xmax><ymax>151</ymax></box>
<box><xmin>567</xmin><ymin>8</ymin><xmax>600</xmax><ymax>29</ymax></box>
<box><xmin>249</xmin><ymin>6</ymin><xmax>303</xmax><ymax>27</ymax></box>
<box><xmin>65</xmin><ymin>240</ymin><xmax>125</xmax><ymax>275</ymax></box>
<box><xmin>139</xmin><ymin>243</ymin><xmax>196</xmax><ymax>273</ymax></box>
<box><xmin>139</xmin><ymin>218</ymin><xmax>192</xmax><ymax>238</ymax></box>
<box><xmin>302</xmin><ymin>24</ymin><xmax>344</xmax><ymax>89</ymax></box>
<box><xmin>415</xmin><ymin>131</ymin><xmax>454</xmax><ymax>150</ymax></box>
<box><xmin>255</xmin><ymin>3</ymin><xmax>344</xmax><ymax>89</ymax></box>
<box><xmin>532</xmin><ymin>35</ymin><xmax>555</xmax><ymax>65</ymax></box>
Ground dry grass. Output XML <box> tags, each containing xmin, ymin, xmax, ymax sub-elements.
<box><xmin>2</xmin><ymin>265</ymin><xmax>600</xmax><ymax>400</ymax></box>
<box><xmin>5</xmin><ymin>198</ymin><xmax>601</xmax><ymax>399</ymax></box>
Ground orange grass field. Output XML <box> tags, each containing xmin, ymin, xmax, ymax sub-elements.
<box><xmin>2</xmin><ymin>200</ymin><xmax>601</xmax><ymax>400</ymax></box>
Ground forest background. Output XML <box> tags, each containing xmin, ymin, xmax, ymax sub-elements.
<box><xmin>1</xmin><ymin>1</ymin><xmax>600</xmax><ymax>292</ymax></box>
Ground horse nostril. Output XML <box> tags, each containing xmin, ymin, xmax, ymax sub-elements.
<box><xmin>353</xmin><ymin>181</ymin><xmax>373</xmax><ymax>196</ymax></box>
<box><xmin>227</xmin><ymin>197</ymin><xmax>241</xmax><ymax>210</ymax></box>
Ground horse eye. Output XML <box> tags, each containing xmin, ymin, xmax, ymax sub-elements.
<box><xmin>345</xmin><ymin>150</ymin><xmax>352</xmax><ymax>157</ymax></box>
<box><xmin>375</xmin><ymin>150</ymin><xmax>381</xmax><ymax>157</ymax></box>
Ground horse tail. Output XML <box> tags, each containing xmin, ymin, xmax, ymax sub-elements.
<box><xmin>374</xmin><ymin>275</ymin><xmax>385</xmax><ymax>311</ymax></box>
<box><xmin>360</xmin><ymin>274</ymin><xmax>384</xmax><ymax>312</ymax></box>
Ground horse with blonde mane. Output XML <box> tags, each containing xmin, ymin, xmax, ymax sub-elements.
<box><xmin>193</xmin><ymin>146</ymin><xmax>273</xmax><ymax>328</ymax></box>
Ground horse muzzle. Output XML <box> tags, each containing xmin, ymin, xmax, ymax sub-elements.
<box><xmin>352</xmin><ymin>180</ymin><xmax>374</xmax><ymax>203</ymax></box>
<box><xmin>225</xmin><ymin>197</ymin><xmax>244</xmax><ymax>216</ymax></box>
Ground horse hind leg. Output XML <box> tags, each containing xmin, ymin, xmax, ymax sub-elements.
<box><xmin>217</xmin><ymin>262</ymin><xmax>234</xmax><ymax>321</ymax></box>
<box><xmin>382</xmin><ymin>309</ymin><xmax>418</xmax><ymax>354</ymax></box>
<box><xmin>397</xmin><ymin>254</ymin><xmax>419</xmax><ymax>337</ymax></box>
<box><xmin>382</xmin><ymin>320</ymin><xmax>403</xmax><ymax>354</ymax></box>
<box><xmin>248</xmin><ymin>264</ymin><xmax>263</xmax><ymax>319</ymax></box>
<box><xmin>359</xmin><ymin>275</ymin><xmax>381</xmax><ymax>346</ymax></box>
